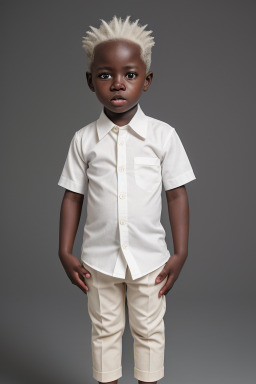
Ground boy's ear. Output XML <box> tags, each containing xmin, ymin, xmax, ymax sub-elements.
<box><xmin>86</xmin><ymin>72</ymin><xmax>95</xmax><ymax>92</ymax></box>
<box><xmin>143</xmin><ymin>71</ymin><xmax>153</xmax><ymax>92</ymax></box>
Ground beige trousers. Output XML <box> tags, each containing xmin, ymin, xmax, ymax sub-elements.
<box><xmin>82</xmin><ymin>261</ymin><xmax>168</xmax><ymax>383</ymax></box>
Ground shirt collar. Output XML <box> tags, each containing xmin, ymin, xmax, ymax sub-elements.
<box><xmin>96</xmin><ymin>103</ymin><xmax>148</xmax><ymax>141</ymax></box>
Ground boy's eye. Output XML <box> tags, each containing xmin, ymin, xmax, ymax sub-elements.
<box><xmin>126</xmin><ymin>72</ymin><xmax>137</xmax><ymax>79</ymax></box>
<box><xmin>98</xmin><ymin>73</ymin><xmax>111</xmax><ymax>79</ymax></box>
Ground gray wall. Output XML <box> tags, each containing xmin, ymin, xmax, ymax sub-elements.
<box><xmin>1</xmin><ymin>1</ymin><xmax>255</xmax><ymax>383</ymax></box>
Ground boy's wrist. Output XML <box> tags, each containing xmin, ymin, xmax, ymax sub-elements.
<box><xmin>58</xmin><ymin>250</ymin><xmax>73</xmax><ymax>261</ymax></box>
<box><xmin>171</xmin><ymin>252</ymin><xmax>188</xmax><ymax>266</ymax></box>
<box><xmin>173</xmin><ymin>251</ymin><xmax>188</xmax><ymax>258</ymax></box>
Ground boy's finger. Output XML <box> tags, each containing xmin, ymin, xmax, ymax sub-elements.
<box><xmin>77</xmin><ymin>281</ymin><xmax>89</xmax><ymax>295</ymax></box>
<box><xmin>79</xmin><ymin>265</ymin><xmax>91</xmax><ymax>278</ymax></box>
<box><xmin>74</xmin><ymin>273</ymin><xmax>89</xmax><ymax>294</ymax></box>
<box><xmin>155</xmin><ymin>272</ymin><xmax>167</xmax><ymax>284</ymax></box>
<box><xmin>158</xmin><ymin>278</ymin><xmax>173</xmax><ymax>297</ymax></box>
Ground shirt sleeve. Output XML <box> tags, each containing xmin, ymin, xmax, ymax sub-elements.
<box><xmin>161</xmin><ymin>128</ymin><xmax>196</xmax><ymax>191</ymax></box>
<box><xmin>57</xmin><ymin>131</ymin><xmax>88</xmax><ymax>195</ymax></box>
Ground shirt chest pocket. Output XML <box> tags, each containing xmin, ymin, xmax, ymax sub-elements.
<box><xmin>134</xmin><ymin>156</ymin><xmax>162</xmax><ymax>191</ymax></box>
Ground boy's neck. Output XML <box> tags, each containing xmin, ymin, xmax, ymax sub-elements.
<box><xmin>103</xmin><ymin>103</ymin><xmax>138</xmax><ymax>127</ymax></box>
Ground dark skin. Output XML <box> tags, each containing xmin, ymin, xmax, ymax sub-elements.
<box><xmin>58</xmin><ymin>39</ymin><xmax>190</xmax><ymax>384</ymax></box>
<box><xmin>86</xmin><ymin>39</ymin><xmax>153</xmax><ymax>126</ymax></box>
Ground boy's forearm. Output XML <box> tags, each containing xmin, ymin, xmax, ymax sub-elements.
<box><xmin>156</xmin><ymin>186</ymin><xmax>190</xmax><ymax>295</ymax></box>
<box><xmin>58</xmin><ymin>190</ymin><xmax>84</xmax><ymax>259</ymax></box>
<box><xmin>166</xmin><ymin>186</ymin><xmax>189</xmax><ymax>260</ymax></box>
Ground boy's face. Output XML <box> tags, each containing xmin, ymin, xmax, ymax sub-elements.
<box><xmin>86</xmin><ymin>39</ymin><xmax>153</xmax><ymax>116</ymax></box>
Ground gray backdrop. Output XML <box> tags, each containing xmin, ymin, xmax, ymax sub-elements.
<box><xmin>1</xmin><ymin>1</ymin><xmax>255</xmax><ymax>383</ymax></box>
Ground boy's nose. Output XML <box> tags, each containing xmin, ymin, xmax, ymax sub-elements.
<box><xmin>110</xmin><ymin>78</ymin><xmax>125</xmax><ymax>91</ymax></box>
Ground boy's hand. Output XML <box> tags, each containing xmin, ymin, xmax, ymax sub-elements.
<box><xmin>155</xmin><ymin>254</ymin><xmax>187</xmax><ymax>297</ymax></box>
<box><xmin>59</xmin><ymin>252</ymin><xmax>91</xmax><ymax>295</ymax></box>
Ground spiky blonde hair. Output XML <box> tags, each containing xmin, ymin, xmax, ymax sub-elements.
<box><xmin>82</xmin><ymin>15</ymin><xmax>155</xmax><ymax>73</ymax></box>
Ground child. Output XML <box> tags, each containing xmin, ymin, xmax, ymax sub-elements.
<box><xmin>58</xmin><ymin>15</ymin><xmax>196</xmax><ymax>384</ymax></box>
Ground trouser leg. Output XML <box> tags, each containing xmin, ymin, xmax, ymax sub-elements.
<box><xmin>126</xmin><ymin>264</ymin><xmax>168</xmax><ymax>382</ymax></box>
<box><xmin>83</xmin><ymin>263</ymin><xmax>126</xmax><ymax>383</ymax></box>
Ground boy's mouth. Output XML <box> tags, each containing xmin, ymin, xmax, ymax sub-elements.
<box><xmin>110</xmin><ymin>95</ymin><xmax>127</xmax><ymax>106</ymax></box>
<box><xmin>111</xmin><ymin>95</ymin><xmax>126</xmax><ymax>100</ymax></box>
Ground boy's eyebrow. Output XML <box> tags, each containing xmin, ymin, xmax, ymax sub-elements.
<box><xmin>96</xmin><ymin>65</ymin><xmax>139</xmax><ymax>70</ymax></box>
<box><xmin>124</xmin><ymin>65</ymin><xmax>139</xmax><ymax>69</ymax></box>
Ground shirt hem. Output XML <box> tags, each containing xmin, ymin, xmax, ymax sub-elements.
<box><xmin>131</xmin><ymin>254</ymin><xmax>171</xmax><ymax>280</ymax></box>
<box><xmin>81</xmin><ymin>259</ymin><xmax>126</xmax><ymax>279</ymax></box>
<box><xmin>81</xmin><ymin>252</ymin><xmax>171</xmax><ymax>280</ymax></box>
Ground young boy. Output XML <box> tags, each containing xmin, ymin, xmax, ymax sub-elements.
<box><xmin>58</xmin><ymin>15</ymin><xmax>196</xmax><ymax>384</ymax></box>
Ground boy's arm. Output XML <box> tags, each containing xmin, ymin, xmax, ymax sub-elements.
<box><xmin>155</xmin><ymin>185</ymin><xmax>190</xmax><ymax>297</ymax></box>
<box><xmin>58</xmin><ymin>189</ymin><xmax>91</xmax><ymax>294</ymax></box>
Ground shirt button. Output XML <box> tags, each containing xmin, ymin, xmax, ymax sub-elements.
<box><xmin>119</xmin><ymin>141</ymin><xmax>124</xmax><ymax>145</ymax></box>
<box><xmin>122</xmin><ymin>243</ymin><xmax>127</xmax><ymax>249</ymax></box>
<box><xmin>112</xmin><ymin>126</ymin><xmax>119</xmax><ymax>133</ymax></box>
<box><xmin>120</xmin><ymin>218</ymin><xmax>126</xmax><ymax>225</ymax></box>
<box><xmin>118</xmin><ymin>166</ymin><xmax>125</xmax><ymax>172</ymax></box>
<box><xmin>119</xmin><ymin>193</ymin><xmax>126</xmax><ymax>199</ymax></box>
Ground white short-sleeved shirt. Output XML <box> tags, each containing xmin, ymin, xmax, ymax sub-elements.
<box><xmin>58</xmin><ymin>103</ymin><xmax>196</xmax><ymax>280</ymax></box>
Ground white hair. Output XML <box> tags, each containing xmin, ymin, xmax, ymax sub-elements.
<box><xmin>82</xmin><ymin>15</ymin><xmax>155</xmax><ymax>73</ymax></box>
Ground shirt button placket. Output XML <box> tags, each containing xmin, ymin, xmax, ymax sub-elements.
<box><xmin>116</xmin><ymin>127</ymin><xmax>129</xmax><ymax>265</ymax></box>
